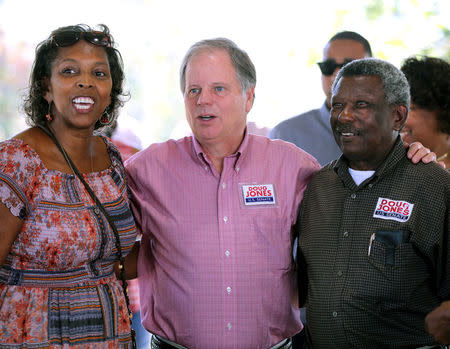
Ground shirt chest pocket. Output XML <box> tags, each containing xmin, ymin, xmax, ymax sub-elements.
<box><xmin>367</xmin><ymin>230</ymin><xmax>428</xmax><ymax>287</ymax></box>
<box><xmin>247</xmin><ymin>213</ymin><xmax>292</xmax><ymax>271</ymax></box>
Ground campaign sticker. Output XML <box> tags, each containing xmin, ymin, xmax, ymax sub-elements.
<box><xmin>373</xmin><ymin>197</ymin><xmax>414</xmax><ymax>222</ymax></box>
<box><xmin>242</xmin><ymin>184</ymin><xmax>276</xmax><ymax>206</ymax></box>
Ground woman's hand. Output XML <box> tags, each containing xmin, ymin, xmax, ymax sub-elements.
<box><xmin>406</xmin><ymin>141</ymin><xmax>446</xmax><ymax>168</ymax></box>
<box><xmin>406</xmin><ymin>142</ymin><xmax>438</xmax><ymax>165</ymax></box>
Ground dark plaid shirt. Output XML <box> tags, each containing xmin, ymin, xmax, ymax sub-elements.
<box><xmin>297</xmin><ymin>138</ymin><xmax>450</xmax><ymax>348</ymax></box>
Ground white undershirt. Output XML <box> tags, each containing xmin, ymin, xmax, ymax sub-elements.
<box><xmin>348</xmin><ymin>168</ymin><xmax>375</xmax><ymax>186</ymax></box>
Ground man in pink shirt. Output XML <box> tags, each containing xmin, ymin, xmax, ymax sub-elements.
<box><xmin>125</xmin><ymin>38</ymin><xmax>320</xmax><ymax>349</ymax></box>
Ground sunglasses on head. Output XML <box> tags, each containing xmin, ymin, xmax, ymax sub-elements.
<box><xmin>317</xmin><ymin>58</ymin><xmax>353</xmax><ymax>76</ymax></box>
<box><xmin>51</xmin><ymin>30</ymin><xmax>111</xmax><ymax>48</ymax></box>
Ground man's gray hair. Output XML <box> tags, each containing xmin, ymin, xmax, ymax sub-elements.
<box><xmin>332</xmin><ymin>58</ymin><xmax>410</xmax><ymax>109</ymax></box>
<box><xmin>179</xmin><ymin>38</ymin><xmax>256</xmax><ymax>94</ymax></box>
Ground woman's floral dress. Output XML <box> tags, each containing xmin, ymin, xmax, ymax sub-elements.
<box><xmin>0</xmin><ymin>137</ymin><xmax>137</xmax><ymax>348</ymax></box>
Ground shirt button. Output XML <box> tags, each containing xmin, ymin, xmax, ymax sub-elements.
<box><xmin>343</xmin><ymin>231</ymin><xmax>349</xmax><ymax>238</ymax></box>
<box><xmin>351</xmin><ymin>193</ymin><xmax>356</xmax><ymax>199</ymax></box>
<box><xmin>222</xmin><ymin>182</ymin><xmax>226</xmax><ymax>189</ymax></box>
<box><xmin>226</xmin><ymin>286</ymin><xmax>232</xmax><ymax>294</ymax></box>
<box><xmin>332</xmin><ymin>311</ymin><xmax>338</xmax><ymax>318</ymax></box>
<box><xmin>236</xmin><ymin>167</ymin><xmax>240</xmax><ymax>173</ymax></box>
<box><xmin>368</xmin><ymin>183</ymin><xmax>373</xmax><ymax>188</ymax></box>
<box><xmin>204</xmin><ymin>166</ymin><xmax>208</xmax><ymax>171</ymax></box>
<box><xmin>227</xmin><ymin>323</ymin><xmax>232</xmax><ymax>330</ymax></box>
<box><xmin>225</xmin><ymin>250</ymin><xmax>231</xmax><ymax>257</ymax></box>
<box><xmin>337</xmin><ymin>270</ymin><xmax>343</xmax><ymax>277</ymax></box>
<box><xmin>223</xmin><ymin>216</ymin><xmax>228</xmax><ymax>222</ymax></box>
<box><xmin>93</xmin><ymin>207</ymin><xmax>99</xmax><ymax>215</ymax></box>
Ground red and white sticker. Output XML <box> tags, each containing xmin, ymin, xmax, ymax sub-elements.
<box><xmin>242</xmin><ymin>184</ymin><xmax>275</xmax><ymax>206</ymax></box>
<box><xmin>373</xmin><ymin>197</ymin><xmax>414</xmax><ymax>222</ymax></box>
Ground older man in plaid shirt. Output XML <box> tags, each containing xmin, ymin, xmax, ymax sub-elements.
<box><xmin>297</xmin><ymin>58</ymin><xmax>450</xmax><ymax>348</ymax></box>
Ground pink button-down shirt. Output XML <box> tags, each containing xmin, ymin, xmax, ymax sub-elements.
<box><xmin>125</xmin><ymin>132</ymin><xmax>320</xmax><ymax>349</ymax></box>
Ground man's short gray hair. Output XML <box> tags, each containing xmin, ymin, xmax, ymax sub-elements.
<box><xmin>179</xmin><ymin>38</ymin><xmax>256</xmax><ymax>94</ymax></box>
<box><xmin>332</xmin><ymin>58</ymin><xmax>410</xmax><ymax>109</ymax></box>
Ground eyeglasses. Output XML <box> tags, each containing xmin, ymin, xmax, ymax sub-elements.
<box><xmin>51</xmin><ymin>30</ymin><xmax>111</xmax><ymax>48</ymax></box>
<box><xmin>317</xmin><ymin>59</ymin><xmax>353</xmax><ymax>76</ymax></box>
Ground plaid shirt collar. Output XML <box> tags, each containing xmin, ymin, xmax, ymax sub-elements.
<box><xmin>332</xmin><ymin>136</ymin><xmax>406</xmax><ymax>189</ymax></box>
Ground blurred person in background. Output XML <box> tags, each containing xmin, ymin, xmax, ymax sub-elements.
<box><xmin>0</xmin><ymin>24</ymin><xmax>138</xmax><ymax>347</ymax></box>
<box><xmin>400</xmin><ymin>56</ymin><xmax>450</xmax><ymax>169</ymax></box>
<box><xmin>106</xmin><ymin>118</ymin><xmax>143</xmax><ymax>160</ymax></box>
<box><xmin>269</xmin><ymin>31</ymin><xmax>372</xmax><ymax>166</ymax></box>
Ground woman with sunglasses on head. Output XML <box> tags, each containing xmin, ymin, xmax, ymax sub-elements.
<box><xmin>0</xmin><ymin>24</ymin><xmax>138</xmax><ymax>347</ymax></box>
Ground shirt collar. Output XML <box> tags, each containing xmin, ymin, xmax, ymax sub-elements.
<box><xmin>191</xmin><ymin>128</ymin><xmax>250</xmax><ymax>172</ymax></box>
<box><xmin>333</xmin><ymin>136</ymin><xmax>407</xmax><ymax>187</ymax></box>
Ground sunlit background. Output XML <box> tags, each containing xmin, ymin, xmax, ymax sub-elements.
<box><xmin>0</xmin><ymin>0</ymin><xmax>448</xmax><ymax>147</ymax></box>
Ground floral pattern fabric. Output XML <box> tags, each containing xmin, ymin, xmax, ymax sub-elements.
<box><xmin>0</xmin><ymin>138</ymin><xmax>137</xmax><ymax>348</ymax></box>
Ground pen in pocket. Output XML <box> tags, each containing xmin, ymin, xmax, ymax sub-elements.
<box><xmin>368</xmin><ymin>233</ymin><xmax>375</xmax><ymax>256</ymax></box>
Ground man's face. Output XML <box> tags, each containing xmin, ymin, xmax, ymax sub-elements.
<box><xmin>183</xmin><ymin>49</ymin><xmax>254</xmax><ymax>150</ymax></box>
<box><xmin>330</xmin><ymin>75</ymin><xmax>402</xmax><ymax>170</ymax></box>
<box><xmin>321</xmin><ymin>39</ymin><xmax>370</xmax><ymax>108</ymax></box>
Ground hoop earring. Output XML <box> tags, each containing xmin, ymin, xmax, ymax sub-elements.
<box><xmin>99</xmin><ymin>110</ymin><xmax>110</xmax><ymax>125</ymax></box>
<box><xmin>45</xmin><ymin>102</ymin><xmax>53</xmax><ymax>122</ymax></box>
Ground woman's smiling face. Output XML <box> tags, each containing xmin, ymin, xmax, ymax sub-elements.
<box><xmin>45</xmin><ymin>39</ymin><xmax>112</xmax><ymax>130</ymax></box>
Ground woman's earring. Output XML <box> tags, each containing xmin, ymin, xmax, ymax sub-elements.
<box><xmin>100</xmin><ymin>110</ymin><xmax>110</xmax><ymax>125</ymax></box>
<box><xmin>45</xmin><ymin>102</ymin><xmax>53</xmax><ymax>122</ymax></box>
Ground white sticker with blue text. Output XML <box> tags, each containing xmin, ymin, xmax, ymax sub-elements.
<box><xmin>242</xmin><ymin>184</ymin><xmax>276</xmax><ymax>206</ymax></box>
<box><xmin>373</xmin><ymin>197</ymin><xmax>414</xmax><ymax>222</ymax></box>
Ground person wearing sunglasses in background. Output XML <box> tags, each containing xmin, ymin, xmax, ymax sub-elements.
<box><xmin>0</xmin><ymin>24</ymin><xmax>139</xmax><ymax>347</ymax></box>
<box><xmin>268</xmin><ymin>31</ymin><xmax>372</xmax><ymax>166</ymax></box>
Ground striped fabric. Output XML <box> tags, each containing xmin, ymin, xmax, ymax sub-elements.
<box><xmin>0</xmin><ymin>137</ymin><xmax>137</xmax><ymax>348</ymax></box>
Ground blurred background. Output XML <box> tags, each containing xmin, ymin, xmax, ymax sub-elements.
<box><xmin>0</xmin><ymin>0</ymin><xmax>448</xmax><ymax>147</ymax></box>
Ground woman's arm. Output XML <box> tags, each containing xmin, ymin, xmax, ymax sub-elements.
<box><xmin>0</xmin><ymin>203</ymin><xmax>23</xmax><ymax>267</ymax></box>
<box><xmin>114</xmin><ymin>240</ymin><xmax>140</xmax><ymax>280</ymax></box>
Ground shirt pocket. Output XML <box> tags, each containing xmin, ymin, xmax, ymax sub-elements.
<box><xmin>368</xmin><ymin>239</ymin><xmax>414</xmax><ymax>275</ymax></box>
<box><xmin>367</xmin><ymin>230</ymin><xmax>427</xmax><ymax>300</ymax></box>
<box><xmin>248</xmin><ymin>214</ymin><xmax>292</xmax><ymax>271</ymax></box>
<box><xmin>368</xmin><ymin>229</ymin><xmax>410</xmax><ymax>267</ymax></box>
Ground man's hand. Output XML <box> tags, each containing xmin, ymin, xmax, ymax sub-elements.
<box><xmin>406</xmin><ymin>142</ymin><xmax>442</xmax><ymax>166</ymax></box>
<box><xmin>425</xmin><ymin>301</ymin><xmax>450</xmax><ymax>344</ymax></box>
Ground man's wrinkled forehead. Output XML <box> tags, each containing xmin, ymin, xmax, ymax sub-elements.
<box><xmin>332</xmin><ymin>75</ymin><xmax>384</xmax><ymax>102</ymax></box>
